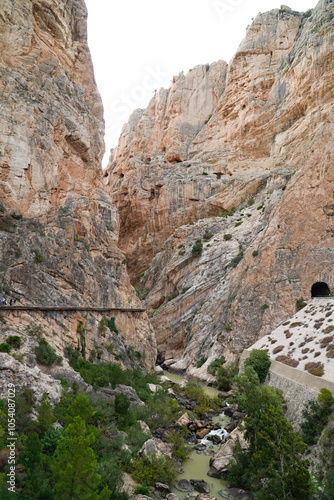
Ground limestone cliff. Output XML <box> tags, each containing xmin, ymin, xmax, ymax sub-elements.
<box><xmin>106</xmin><ymin>0</ymin><xmax>334</xmax><ymax>377</ymax></box>
<box><xmin>0</xmin><ymin>0</ymin><xmax>157</xmax><ymax>376</ymax></box>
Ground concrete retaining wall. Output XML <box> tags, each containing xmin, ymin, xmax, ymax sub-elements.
<box><xmin>240</xmin><ymin>349</ymin><xmax>334</xmax><ymax>424</ymax></box>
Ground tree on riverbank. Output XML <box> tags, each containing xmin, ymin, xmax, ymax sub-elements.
<box><xmin>227</xmin><ymin>366</ymin><xmax>311</xmax><ymax>499</ymax></box>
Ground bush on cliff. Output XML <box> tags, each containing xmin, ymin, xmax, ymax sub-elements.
<box><xmin>244</xmin><ymin>349</ymin><xmax>271</xmax><ymax>382</ymax></box>
<box><xmin>300</xmin><ymin>388</ymin><xmax>334</xmax><ymax>445</ymax></box>
<box><xmin>34</xmin><ymin>338</ymin><xmax>62</xmax><ymax>366</ymax></box>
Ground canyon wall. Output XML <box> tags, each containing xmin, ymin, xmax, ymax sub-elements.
<box><xmin>0</xmin><ymin>0</ymin><xmax>157</xmax><ymax>373</ymax></box>
<box><xmin>106</xmin><ymin>1</ymin><xmax>334</xmax><ymax>377</ymax></box>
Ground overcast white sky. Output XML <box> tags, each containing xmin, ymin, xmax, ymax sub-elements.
<box><xmin>84</xmin><ymin>0</ymin><xmax>318</xmax><ymax>167</ymax></box>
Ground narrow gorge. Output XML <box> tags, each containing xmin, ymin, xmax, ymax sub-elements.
<box><xmin>0</xmin><ymin>0</ymin><xmax>334</xmax><ymax>499</ymax></box>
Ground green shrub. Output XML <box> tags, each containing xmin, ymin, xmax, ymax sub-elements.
<box><xmin>167</xmin><ymin>432</ymin><xmax>191</xmax><ymax>462</ymax></box>
<box><xmin>0</xmin><ymin>343</ymin><xmax>11</xmax><ymax>353</ymax></box>
<box><xmin>196</xmin><ymin>357</ymin><xmax>207</xmax><ymax>368</ymax></box>
<box><xmin>207</xmin><ymin>357</ymin><xmax>226</xmax><ymax>375</ymax></box>
<box><xmin>230</xmin><ymin>251</ymin><xmax>244</xmax><ymax>268</ymax></box>
<box><xmin>216</xmin><ymin>362</ymin><xmax>239</xmax><ymax>391</ymax></box>
<box><xmin>6</xmin><ymin>335</ymin><xmax>22</xmax><ymax>349</ymax></box>
<box><xmin>252</xmin><ymin>250</ymin><xmax>259</xmax><ymax>257</ymax></box>
<box><xmin>0</xmin><ymin>214</ymin><xmax>15</xmax><ymax>232</ymax></box>
<box><xmin>203</xmin><ymin>232</ymin><xmax>213</xmax><ymax>241</ymax></box>
<box><xmin>296</xmin><ymin>297</ymin><xmax>307</xmax><ymax>312</ymax></box>
<box><xmin>184</xmin><ymin>380</ymin><xmax>219</xmax><ymax>416</ymax></box>
<box><xmin>42</xmin><ymin>427</ymin><xmax>63</xmax><ymax>456</ymax></box>
<box><xmin>247</xmin><ymin>197</ymin><xmax>255</xmax><ymax>206</ymax></box>
<box><xmin>224</xmin><ymin>234</ymin><xmax>232</xmax><ymax>240</ymax></box>
<box><xmin>32</xmin><ymin>249</ymin><xmax>44</xmax><ymax>263</ymax></box>
<box><xmin>132</xmin><ymin>455</ymin><xmax>177</xmax><ymax>486</ymax></box>
<box><xmin>244</xmin><ymin>349</ymin><xmax>271</xmax><ymax>382</ymax></box>
<box><xmin>167</xmin><ymin>290</ymin><xmax>179</xmax><ymax>302</ymax></box>
<box><xmin>24</xmin><ymin>322</ymin><xmax>43</xmax><ymax>338</ymax></box>
<box><xmin>106</xmin><ymin>317</ymin><xmax>119</xmax><ymax>334</ymax></box>
<box><xmin>34</xmin><ymin>338</ymin><xmax>62</xmax><ymax>366</ymax></box>
<box><xmin>134</xmin><ymin>487</ymin><xmax>150</xmax><ymax>496</ymax></box>
<box><xmin>300</xmin><ymin>389</ymin><xmax>334</xmax><ymax>444</ymax></box>
<box><xmin>191</xmin><ymin>240</ymin><xmax>203</xmax><ymax>257</ymax></box>
<box><xmin>221</xmin><ymin>209</ymin><xmax>235</xmax><ymax>217</ymax></box>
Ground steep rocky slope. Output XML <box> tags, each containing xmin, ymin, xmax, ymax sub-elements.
<box><xmin>0</xmin><ymin>0</ymin><xmax>157</xmax><ymax>379</ymax></box>
<box><xmin>106</xmin><ymin>0</ymin><xmax>334</xmax><ymax>377</ymax></box>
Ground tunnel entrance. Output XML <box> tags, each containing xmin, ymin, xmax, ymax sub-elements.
<box><xmin>311</xmin><ymin>282</ymin><xmax>331</xmax><ymax>297</ymax></box>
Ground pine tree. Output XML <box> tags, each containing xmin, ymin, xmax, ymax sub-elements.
<box><xmin>51</xmin><ymin>416</ymin><xmax>110</xmax><ymax>500</ymax></box>
<box><xmin>228</xmin><ymin>366</ymin><xmax>311</xmax><ymax>499</ymax></box>
<box><xmin>34</xmin><ymin>393</ymin><xmax>56</xmax><ymax>437</ymax></box>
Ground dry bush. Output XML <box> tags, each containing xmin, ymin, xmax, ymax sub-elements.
<box><xmin>323</xmin><ymin>326</ymin><xmax>334</xmax><ymax>334</ymax></box>
<box><xmin>304</xmin><ymin>361</ymin><xmax>324</xmax><ymax>376</ymax></box>
<box><xmin>302</xmin><ymin>348</ymin><xmax>309</xmax><ymax>354</ymax></box>
<box><xmin>320</xmin><ymin>336</ymin><xmax>334</xmax><ymax>348</ymax></box>
<box><xmin>273</xmin><ymin>345</ymin><xmax>284</xmax><ymax>354</ymax></box>
<box><xmin>275</xmin><ymin>355</ymin><xmax>299</xmax><ymax>367</ymax></box>
<box><xmin>284</xmin><ymin>330</ymin><xmax>292</xmax><ymax>338</ymax></box>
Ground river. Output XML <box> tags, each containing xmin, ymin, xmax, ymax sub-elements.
<box><xmin>162</xmin><ymin>371</ymin><xmax>229</xmax><ymax>499</ymax></box>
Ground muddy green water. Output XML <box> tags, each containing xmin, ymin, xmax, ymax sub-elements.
<box><xmin>163</xmin><ymin>371</ymin><xmax>229</xmax><ymax>498</ymax></box>
<box><xmin>172</xmin><ymin>450</ymin><xmax>228</xmax><ymax>499</ymax></box>
<box><xmin>163</xmin><ymin>371</ymin><xmax>222</xmax><ymax>399</ymax></box>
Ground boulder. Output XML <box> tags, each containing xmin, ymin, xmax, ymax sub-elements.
<box><xmin>176</xmin><ymin>412</ymin><xmax>192</xmax><ymax>427</ymax></box>
<box><xmin>166</xmin><ymin>494</ymin><xmax>179</xmax><ymax>500</ymax></box>
<box><xmin>175</xmin><ymin>479</ymin><xmax>194</xmax><ymax>492</ymax></box>
<box><xmin>138</xmin><ymin>438</ymin><xmax>173</xmax><ymax>459</ymax></box>
<box><xmin>138</xmin><ymin>420</ymin><xmax>151</xmax><ymax>436</ymax></box>
<box><xmin>210</xmin><ymin>429</ymin><xmax>247</xmax><ymax>476</ymax></box>
<box><xmin>219</xmin><ymin>488</ymin><xmax>255</xmax><ymax>500</ymax></box>
<box><xmin>100</xmin><ymin>384</ymin><xmax>144</xmax><ymax>408</ymax></box>
<box><xmin>195</xmin><ymin>495</ymin><xmax>217</xmax><ymax>500</ymax></box>
<box><xmin>162</xmin><ymin>359</ymin><xmax>176</xmax><ymax>369</ymax></box>
<box><xmin>224</xmin><ymin>421</ymin><xmax>237</xmax><ymax>433</ymax></box>
<box><xmin>155</xmin><ymin>365</ymin><xmax>164</xmax><ymax>375</ymax></box>
<box><xmin>190</xmin><ymin>480</ymin><xmax>210</xmax><ymax>494</ymax></box>
<box><xmin>208</xmin><ymin>434</ymin><xmax>222</xmax><ymax>445</ymax></box>
<box><xmin>207</xmin><ymin>466</ymin><xmax>221</xmax><ymax>478</ymax></box>
<box><xmin>155</xmin><ymin>483</ymin><xmax>171</xmax><ymax>495</ymax></box>
<box><xmin>224</xmin><ymin>407</ymin><xmax>235</xmax><ymax>418</ymax></box>
<box><xmin>179</xmin><ymin>378</ymin><xmax>188</xmax><ymax>389</ymax></box>
<box><xmin>196</xmin><ymin>428</ymin><xmax>211</xmax><ymax>439</ymax></box>
<box><xmin>148</xmin><ymin>383</ymin><xmax>163</xmax><ymax>394</ymax></box>
<box><xmin>161</xmin><ymin>376</ymin><xmax>172</xmax><ymax>383</ymax></box>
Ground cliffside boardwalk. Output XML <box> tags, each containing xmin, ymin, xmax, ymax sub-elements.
<box><xmin>0</xmin><ymin>306</ymin><xmax>146</xmax><ymax>312</ymax></box>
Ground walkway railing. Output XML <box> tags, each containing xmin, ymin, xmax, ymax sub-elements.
<box><xmin>0</xmin><ymin>306</ymin><xmax>146</xmax><ymax>312</ymax></box>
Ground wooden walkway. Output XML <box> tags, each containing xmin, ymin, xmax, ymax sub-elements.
<box><xmin>0</xmin><ymin>306</ymin><xmax>146</xmax><ymax>313</ymax></box>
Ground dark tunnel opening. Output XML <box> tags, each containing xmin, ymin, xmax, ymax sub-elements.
<box><xmin>311</xmin><ymin>282</ymin><xmax>331</xmax><ymax>297</ymax></box>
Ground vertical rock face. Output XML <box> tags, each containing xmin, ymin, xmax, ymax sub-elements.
<box><xmin>0</xmin><ymin>0</ymin><xmax>104</xmax><ymax>215</ymax></box>
<box><xmin>107</xmin><ymin>1</ymin><xmax>334</xmax><ymax>376</ymax></box>
<box><xmin>106</xmin><ymin>62</ymin><xmax>228</xmax><ymax>279</ymax></box>
<box><xmin>0</xmin><ymin>0</ymin><xmax>156</xmax><ymax>370</ymax></box>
